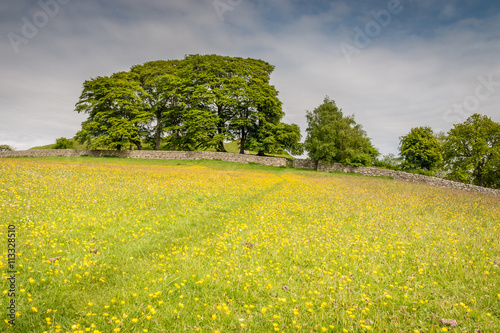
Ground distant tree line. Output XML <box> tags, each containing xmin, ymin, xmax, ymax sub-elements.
<box><xmin>74</xmin><ymin>54</ymin><xmax>303</xmax><ymax>156</ymax></box>
<box><xmin>304</xmin><ymin>98</ymin><xmax>499</xmax><ymax>189</ymax></box>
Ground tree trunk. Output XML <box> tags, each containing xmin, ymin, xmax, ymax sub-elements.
<box><xmin>155</xmin><ymin>110</ymin><xmax>162</xmax><ymax>150</ymax></box>
<box><xmin>218</xmin><ymin>141</ymin><xmax>226</xmax><ymax>152</ymax></box>
<box><xmin>239</xmin><ymin>130</ymin><xmax>246</xmax><ymax>154</ymax></box>
<box><xmin>476</xmin><ymin>163</ymin><xmax>484</xmax><ymax>187</ymax></box>
<box><xmin>131</xmin><ymin>140</ymin><xmax>142</xmax><ymax>150</ymax></box>
<box><xmin>216</xmin><ymin>104</ymin><xmax>226</xmax><ymax>152</ymax></box>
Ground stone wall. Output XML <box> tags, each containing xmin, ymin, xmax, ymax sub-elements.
<box><xmin>292</xmin><ymin>158</ymin><xmax>317</xmax><ymax>170</ymax></box>
<box><xmin>293</xmin><ymin>159</ymin><xmax>500</xmax><ymax>196</ymax></box>
<box><xmin>0</xmin><ymin>149</ymin><xmax>287</xmax><ymax>167</ymax></box>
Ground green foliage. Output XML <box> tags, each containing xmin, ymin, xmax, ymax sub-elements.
<box><xmin>131</xmin><ymin>60</ymin><xmax>182</xmax><ymax>150</ymax></box>
<box><xmin>0</xmin><ymin>144</ymin><xmax>13</xmax><ymax>151</ymax></box>
<box><xmin>163</xmin><ymin>108</ymin><xmax>223</xmax><ymax>151</ymax></box>
<box><xmin>247</xmin><ymin>122</ymin><xmax>303</xmax><ymax>156</ymax></box>
<box><xmin>443</xmin><ymin>113</ymin><xmax>500</xmax><ymax>188</ymax></box>
<box><xmin>76</xmin><ymin>55</ymin><xmax>297</xmax><ymax>154</ymax></box>
<box><xmin>179</xmin><ymin>54</ymin><xmax>285</xmax><ymax>154</ymax></box>
<box><xmin>54</xmin><ymin>137</ymin><xmax>73</xmax><ymax>149</ymax></box>
<box><xmin>273</xmin><ymin>123</ymin><xmax>304</xmax><ymax>155</ymax></box>
<box><xmin>399</xmin><ymin>126</ymin><xmax>442</xmax><ymax>171</ymax></box>
<box><xmin>75</xmin><ymin>72</ymin><xmax>152</xmax><ymax>150</ymax></box>
<box><xmin>374</xmin><ymin>153</ymin><xmax>401</xmax><ymax>170</ymax></box>
<box><xmin>304</xmin><ymin>97</ymin><xmax>379</xmax><ymax>166</ymax></box>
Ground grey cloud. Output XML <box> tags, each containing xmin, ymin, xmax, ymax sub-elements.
<box><xmin>1</xmin><ymin>0</ymin><xmax>499</xmax><ymax>155</ymax></box>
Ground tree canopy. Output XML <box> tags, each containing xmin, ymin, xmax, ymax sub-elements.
<box><xmin>304</xmin><ymin>97</ymin><xmax>379</xmax><ymax>166</ymax></box>
<box><xmin>443</xmin><ymin>113</ymin><xmax>500</xmax><ymax>188</ymax></box>
<box><xmin>130</xmin><ymin>60</ymin><xmax>181</xmax><ymax>150</ymax></box>
<box><xmin>75</xmin><ymin>72</ymin><xmax>151</xmax><ymax>150</ymax></box>
<box><xmin>399</xmin><ymin>126</ymin><xmax>442</xmax><ymax>171</ymax></box>
<box><xmin>74</xmin><ymin>55</ymin><xmax>301</xmax><ymax>155</ymax></box>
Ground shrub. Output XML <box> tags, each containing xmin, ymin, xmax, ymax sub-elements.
<box><xmin>54</xmin><ymin>138</ymin><xmax>73</xmax><ymax>149</ymax></box>
<box><xmin>0</xmin><ymin>144</ymin><xmax>13</xmax><ymax>152</ymax></box>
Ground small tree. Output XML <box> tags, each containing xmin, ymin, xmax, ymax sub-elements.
<box><xmin>0</xmin><ymin>144</ymin><xmax>13</xmax><ymax>152</ymax></box>
<box><xmin>54</xmin><ymin>137</ymin><xmax>73</xmax><ymax>149</ymax></box>
<box><xmin>399</xmin><ymin>126</ymin><xmax>442</xmax><ymax>171</ymax></box>
<box><xmin>304</xmin><ymin>97</ymin><xmax>379</xmax><ymax>166</ymax></box>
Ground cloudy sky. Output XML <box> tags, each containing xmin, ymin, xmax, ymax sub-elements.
<box><xmin>1</xmin><ymin>0</ymin><xmax>499</xmax><ymax>155</ymax></box>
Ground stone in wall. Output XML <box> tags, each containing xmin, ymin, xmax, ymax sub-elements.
<box><xmin>292</xmin><ymin>159</ymin><xmax>317</xmax><ymax>170</ymax></box>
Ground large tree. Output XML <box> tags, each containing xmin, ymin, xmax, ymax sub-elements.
<box><xmin>75</xmin><ymin>72</ymin><xmax>151</xmax><ymax>150</ymax></box>
<box><xmin>443</xmin><ymin>113</ymin><xmax>500</xmax><ymax>188</ymax></box>
<box><xmin>304</xmin><ymin>97</ymin><xmax>379</xmax><ymax>166</ymax></box>
<box><xmin>130</xmin><ymin>60</ymin><xmax>182</xmax><ymax>150</ymax></box>
<box><xmin>227</xmin><ymin>58</ymin><xmax>284</xmax><ymax>154</ymax></box>
<box><xmin>399</xmin><ymin>126</ymin><xmax>442</xmax><ymax>171</ymax></box>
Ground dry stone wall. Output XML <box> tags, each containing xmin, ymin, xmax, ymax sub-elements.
<box><xmin>293</xmin><ymin>159</ymin><xmax>500</xmax><ymax>196</ymax></box>
<box><xmin>0</xmin><ymin>149</ymin><xmax>287</xmax><ymax>167</ymax></box>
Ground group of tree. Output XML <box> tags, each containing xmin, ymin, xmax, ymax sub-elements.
<box><xmin>303</xmin><ymin>98</ymin><xmax>499</xmax><ymax>189</ymax></box>
<box><xmin>75</xmin><ymin>54</ymin><xmax>302</xmax><ymax>156</ymax></box>
<box><xmin>387</xmin><ymin>114</ymin><xmax>499</xmax><ymax>189</ymax></box>
<box><xmin>441</xmin><ymin>114</ymin><xmax>499</xmax><ymax>188</ymax></box>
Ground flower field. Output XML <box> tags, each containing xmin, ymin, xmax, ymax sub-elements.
<box><xmin>1</xmin><ymin>157</ymin><xmax>499</xmax><ymax>333</ymax></box>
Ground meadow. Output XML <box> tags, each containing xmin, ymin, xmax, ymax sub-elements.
<box><xmin>1</xmin><ymin>157</ymin><xmax>499</xmax><ymax>333</ymax></box>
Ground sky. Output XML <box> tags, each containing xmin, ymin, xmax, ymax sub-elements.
<box><xmin>1</xmin><ymin>0</ymin><xmax>499</xmax><ymax>156</ymax></box>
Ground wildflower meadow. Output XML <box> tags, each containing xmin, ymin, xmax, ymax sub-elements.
<box><xmin>1</xmin><ymin>157</ymin><xmax>499</xmax><ymax>332</ymax></box>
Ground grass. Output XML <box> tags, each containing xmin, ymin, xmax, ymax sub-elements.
<box><xmin>1</xmin><ymin>157</ymin><xmax>499</xmax><ymax>333</ymax></box>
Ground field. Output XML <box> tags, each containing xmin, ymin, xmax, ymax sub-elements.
<box><xmin>1</xmin><ymin>157</ymin><xmax>499</xmax><ymax>333</ymax></box>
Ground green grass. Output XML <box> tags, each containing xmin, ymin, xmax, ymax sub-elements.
<box><xmin>1</xmin><ymin>157</ymin><xmax>499</xmax><ymax>333</ymax></box>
